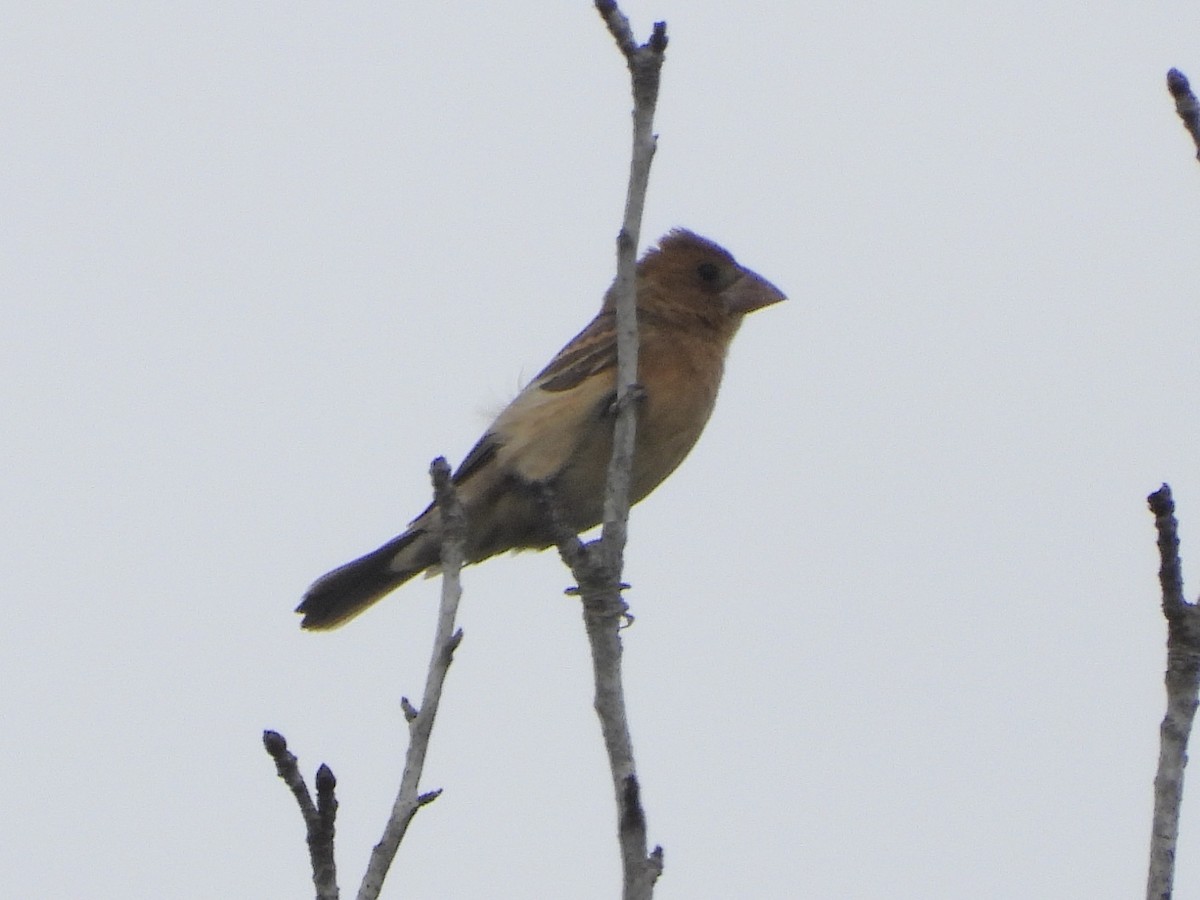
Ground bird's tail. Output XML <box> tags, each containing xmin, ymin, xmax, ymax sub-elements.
<box><xmin>296</xmin><ymin>528</ymin><xmax>438</xmax><ymax>630</ymax></box>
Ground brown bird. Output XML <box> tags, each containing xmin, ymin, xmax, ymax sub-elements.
<box><xmin>298</xmin><ymin>229</ymin><xmax>786</xmax><ymax>629</ymax></box>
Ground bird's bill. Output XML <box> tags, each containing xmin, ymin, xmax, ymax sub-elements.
<box><xmin>723</xmin><ymin>269</ymin><xmax>787</xmax><ymax>315</ymax></box>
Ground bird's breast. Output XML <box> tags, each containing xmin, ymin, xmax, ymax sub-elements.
<box><xmin>629</xmin><ymin>331</ymin><xmax>727</xmax><ymax>501</ymax></box>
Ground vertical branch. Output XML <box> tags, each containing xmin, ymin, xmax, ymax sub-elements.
<box><xmin>575</xmin><ymin>581</ymin><xmax>664</xmax><ymax>900</ymax></box>
<box><xmin>597</xmin><ymin>1</ymin><xmax>667</xmax><ymax>569</ymax></box>
<box><xmin>358</xmin><ymin>457</ymin><xmax>466</xmax><ymax>900</ymax></box>
<box><xmin>550</xmin><ymin>4</ymin><xmax>669</xmax><ymax>899</ymax></box>
<box><xmin>1146</xmin><ymin>484</ymin><xmax>1200</xmax><ymax>900</ymax></box>
<box><xmin>1149</xmin><ymin>71</ymin><xmax>1200</xmax><ymax>897</ymax></box>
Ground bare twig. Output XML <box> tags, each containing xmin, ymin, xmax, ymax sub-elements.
<box><xmin>1146</xmin><ymin>484</ymin><xmax>1200</xmax><ymax>900</ymax></box>
<box><xmin>263</xmin><ymin>730</ymin><xmax>340</xmax><ymax>900</ymax></box>
<box><xmin>358</xmin><ymin>457</ymin><xmax>466</xmax><ymax>900</ymax></box>
<box><xmin>539</xmin><ymin>5</ymin><xmax>669</xmax><ymax>898</ymax></box>
<box><xmin>574</xmin><ymin>573</ymin><xmax>664</xmax><ymax>900</ymax></box>
<box><xmin>1167</xmin><ymin>69</ymin><xmax>1200</xmax><ymax>162</ymax></box>
<box><xmin>597</xmin><ymin>1</ymin><xmax>668</xmax><ymax>571</ymax></box>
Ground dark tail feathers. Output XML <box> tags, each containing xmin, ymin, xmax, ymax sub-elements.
<box><xmin>296</xmin><ymin>530</ymin><xmax>430</xmax><ymax>630</ymax></box>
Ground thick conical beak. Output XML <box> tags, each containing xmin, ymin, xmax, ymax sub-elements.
<box><xmin>722</xmin><ymin>268</ymin><xmax>787</xmax><ymax>315</ymax></box>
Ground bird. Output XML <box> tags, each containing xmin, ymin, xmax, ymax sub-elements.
<box><xmin>297</xmin><ymin>229</ymin><xmax>786</xmax><ymax>629</ymax></box>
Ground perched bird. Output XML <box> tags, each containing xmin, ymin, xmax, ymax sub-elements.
<box><xmin>298</xmin><ymin>229</ymin><xmax>786</xmax><ymax>629</ymax></box>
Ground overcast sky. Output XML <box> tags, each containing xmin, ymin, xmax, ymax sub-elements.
<box><xmin>5</xmin><ymin>2</ymin><xmax>1200</xmax><ymax>897</ymax></box>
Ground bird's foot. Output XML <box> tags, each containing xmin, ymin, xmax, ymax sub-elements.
<box><xmin>605</xmin><ymin>382</ymin><xmax>647</xmax><ymax>417</ymax></box>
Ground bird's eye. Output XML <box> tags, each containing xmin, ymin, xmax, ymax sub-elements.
<box><xmin>696</xmin><ymin>262</ymin><xmax>720</xmax><ymax>283</ymax></box>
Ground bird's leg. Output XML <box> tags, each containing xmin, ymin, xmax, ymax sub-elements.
<box><xmin>530</xmin><ymin>480</ymin><xmax>632</xmax><ymax>608</ymax></box>
<box><xmin>531</xmin><ymin>481</ymin><xmax>588</xmax><ymax>573</ymax></box>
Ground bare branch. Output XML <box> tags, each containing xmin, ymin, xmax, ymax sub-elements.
<box><xmin>598</xmin><ymin>2</ymin><xmax>667</xmax><ymax>572</ymax></box>
<box><xmin>263</xmin><ymin>730</ymin><xmax>340</xmax><ymax>899</ymax></box>
<box><xmin>1146</xmin><ymin>484</ymin><xmax>1200</xmax><ymax>900</ymax></box>
<box><xmin>358</xmin><ymin>457</ymin><xmax>467</xmax><ymax>900</ymax></box>
<box><xmin>580</xmin><ymin>582</ymin><xmax>664</xmax><ymax>899</ymax></box>
<box><xmin>1167</xmin><ymin>69</ymin><xmax>1200</xmax><ymax>162</ymax></box>
<box><xmin>537</xmin><ymin>479</ymin><xmax>659</xmax><ymax>891</ymax></box>
<box><xmin>538</xmin><ymin>6</ymin><xmax>672</xmax><ymax>898</ymax></box>
<box><xmin>1150</xmin><ymin>485</ymin><xmax>1188</xmax><ymax>616</ymax></box>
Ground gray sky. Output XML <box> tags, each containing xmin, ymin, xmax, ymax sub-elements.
<box><xmin>4</xmin><ymin>2</ymin><xmax>1200</xmax><ymax>897</ymax></box>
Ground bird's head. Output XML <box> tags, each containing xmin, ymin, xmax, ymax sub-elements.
<box><xmin>630</xmin><ymin>229</ymin><xmax>786</xmax><ymax>329</ymax></box>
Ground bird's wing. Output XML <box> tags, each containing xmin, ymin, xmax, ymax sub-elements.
<box><xmin>453</xmin><ymin>432</ymin><xmax>500</xmax><ymax>487</ymax></box>
<box><xmin>443</xmin><ymin>311</ymin><xmax>616</xmax><ymax>505</ymax></box>
<box><xmin>464</xmin><ymin>311</ymin><xmax>618</xmax><ymax>486</ymax></box>
<box><xmin>530</xmin><ymin>310</ymin><xmax>618</xmax><ymax>393</ymax></box>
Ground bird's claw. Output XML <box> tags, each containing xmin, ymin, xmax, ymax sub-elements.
<box><xmin>605</xmin><ymin>383</ymin><xmax>647</xmax><ymax>417</ymax></box>
<box><xmin>563</xmin><ymin>581</ymin><xmax>632</xmax><ymax>603</ymax></box>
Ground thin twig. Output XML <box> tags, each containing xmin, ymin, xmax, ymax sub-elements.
<box><xmin>597</xmin><ymin>1</ymin><xmax>668</xmax><ymax>573</ymax></box>
<box><xmin>1146</xmin><ymin>484</ymin><xmax>1200</xmax><ymax>900</ymax></box>
<box><xmin>263</xmin><ymin>730</ymin><xmax>340</xmax><ymax>900</ymax></box>
<box><xmin>358</xmin><ymin>457</ymin><xmax>466</xmax><ymax>900</ymax></box>
<box><xmin>1167</xmin><ymin>69</ymin><xmax>1200</xmax><ymax>162</ymax></box>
